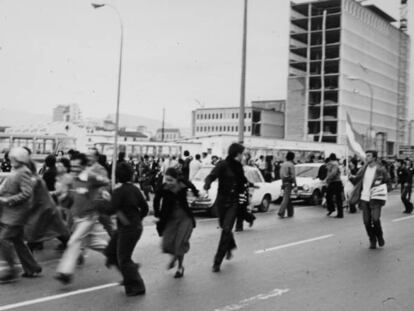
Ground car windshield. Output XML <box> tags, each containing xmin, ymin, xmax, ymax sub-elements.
<box><xmin>245</xmin><ymin>170</ymin><xmax>263</xmax><ymax>183</ymax></box>
<box><xmin>192</xmin><ymin>167</ymin><xmax>213</xmax><ymax>181</ymax></box>
<box><xmin>295</xmin><ymin>166</ymin><xmax>319</xmax><ymax>178</ymax></box>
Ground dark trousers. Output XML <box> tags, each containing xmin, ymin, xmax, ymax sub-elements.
<box><xmin>0</xmin><ymin>224</ymin><xmax>41</xmax><ymax>275</ymax></box>
<box><xmin>278</xmin><ymin>183</ymin><xmax>293</xmax><ymax>217</ymax></box>
<box><xmin>326</xmin><ymin>181</ymin><xmax>343</xmax><ymax>217</ymax></box>
<box><xmin>105</xmin><ymin>226</ymin><xmax>145</xmax><ymax>294</ymax></box>
<box><xmin>235</xmin><ymin>204</ymin><xmax>255</xmax><ymax>231</ymax></box>
<box><xmin>98</xmin><ymin>214</ymin><xmax>115</xmax><ymax>237</ymax></box>
<box><xmin>401</xmin><ymin>184</ymin><xmax>413</xmax><ymax>213</ymax></box>
<box><xmin>214</xmin><ymin>202</ymin><xmax>238</xmax><ymax>266</ymax></box>
<box><xmin>360</xmin><ymin>200</ymin><xmax>383</xmax><ymax>243</ymax></box>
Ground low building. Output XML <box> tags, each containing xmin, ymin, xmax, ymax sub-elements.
<box><xmin>191</xmin><ymin>100</ymin><xmax>285</xmax><ymax>138</ymax></box>
<box><xmin>154</xmin><ymin>128</ymin><xmax>181</xmax><ymax>142</ymax></box>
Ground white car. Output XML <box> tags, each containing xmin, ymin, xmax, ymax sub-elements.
<box><xmin>274</xmin><ymin>163</ymin><xmax>353</xmax><ymax>205</ymax></box>
<box><xmin>188</xmin><ymin>165</ymin><xmax>282</xmax><ymax>216</ymax></box>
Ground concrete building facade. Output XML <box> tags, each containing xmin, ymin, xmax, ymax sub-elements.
<box><xmin>287</xmin><ymin>0</ymin><xmax>410</xmax><ymax>155</ymax></box>
<box><xmin>191</xmin><ymin>100</ymin><xmax>285</xmax><ymax>139</ymax></box>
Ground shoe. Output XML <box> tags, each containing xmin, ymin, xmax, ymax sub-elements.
<box><xmin>248</xmin><ymin>217</ymin><xmax>255</xmax><ymax>228</ymax></box>
<box><xmin>225</xmin><ymin>250</ymin><xmax>233</xmax><ymax>261</ymax></box>
<box><xmin>369</xmin><ymin>240</ymin><xmax>377</xmax><ymax>250</ymax></box>
<box><xmin>378</xmin><ymin>236</ymin><xmax>385</xmax><ymax>247</ymax></box>
<box><xmin>167</xmin><ymin>258</ymin><xmax>176</xmax><ymax>270</ymax></box>
<box><xmin>277</xmin><ymin>213</ymin><xmax>285</xmax><ymax>219</ymax></box>
<box><xmin>174</xmin><ymin>267</ymin><xmax>184</xmax><ymax>278</ymax></box>
<box><xmin>22</xmin><ymin>268</ymin><xmax>42</xmax><ymax>278</ymax></box>
<box><xmin>212</xmin><ymin>264</ymin><xmax>220</xmax><ymax>273</ymax></box>
<box><xmin>327</xmin><ymin>211</ymin><xmax>334</xmax><ymax>216</ymax></box>
<box><xmin>287</xmin><ymin>214</ymin><xmax>294</xmax><ymax>218</ymax></box>
<box><xmin>235</xmin><ymin>228</ymin><xmax>243</xmax><ymax>232</ymax></box>
<box><xmin>54</xmin><ymin>273</ymin><xmax>73</xmax><ymax>285</ymax></box>
<box><xmin>0</xmin><ymin>271</ymin><xmax>19</xmax><ymax>284</ymax></box>
<box><xmin>126</xmin><ymin>288</ymin><xmax>146</xmax><ymax>296</ymax></box>
<box><xmin>335</xmin><ymin>215</ymin><xmax>344</xmax><ymax>219</ymax></box>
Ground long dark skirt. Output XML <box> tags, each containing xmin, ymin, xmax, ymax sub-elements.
<box><xmin>162</xmin><ymin>208</ymin><xmax>193</xmax><ymax>256</ymax></box>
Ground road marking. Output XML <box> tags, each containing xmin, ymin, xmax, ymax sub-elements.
<box><xmin>0</xmin><ymin>283</ymin><xmax>119</xmax><ymax>311</ymax></box>
<box><xmin>214</xmin><ymin>288</ymin><xmax>290</xmax><ymax>311</ymax></box>
<box><xmin>255</xmin><ymin>234</ymin><xmax>334</xmax><ymax>254</ymax></box>
<box><xmin>392</xmin><ymin>215</ymin><xmax>414</xmax><ymax>223</ymax></box>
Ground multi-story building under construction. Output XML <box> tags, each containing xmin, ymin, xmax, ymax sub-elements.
<box><xmin>286</xmin><ymin>0</ymin><xmax>410</xmax><ymax>156</ymax></box>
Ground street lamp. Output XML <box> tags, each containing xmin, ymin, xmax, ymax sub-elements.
<box><xmin>238</xmin><ymin>0</ymin><xmax>248</xmax><ymax>144</ymax></box>
<box><xmin>345</xmin><ymin>75</ymin><xmax>374</xmax><ymax>148</ymax></box>
<box><xmin>92</xmin><ymin>3</ymin><xmax>124</xmax><ymax>188</ymax></box>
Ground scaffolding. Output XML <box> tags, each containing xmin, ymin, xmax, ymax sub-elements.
<box><xmin>397</xmin><ymin>0</ymin><xmax>409</xmax><ymax>148</ymax></box>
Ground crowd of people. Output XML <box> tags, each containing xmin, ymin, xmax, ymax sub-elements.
<box><xmin>0</xmin><ymin>144</ymin><xmax>412</xmax><ymax>297</ymax></box>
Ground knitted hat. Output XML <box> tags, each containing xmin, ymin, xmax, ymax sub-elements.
<box><xmin>9</xmin><ymin>147</ymin><xmax>30</xmax><ymax>165</ymax></box>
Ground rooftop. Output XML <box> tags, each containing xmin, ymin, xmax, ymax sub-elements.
<box><xmin>365</xmin><ymin>5</ymin><xmax>396</xmax><ymax>23</ymax></box>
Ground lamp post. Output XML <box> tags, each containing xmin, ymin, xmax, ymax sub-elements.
<box><xmin>238</xmin><ymin>0</ymin><xmax>248</xmax><ymax>144</ymax></box>
<box><xmin>345</xmin><ymin>75</ymin><xmax>374</xmax><ymax>148</ymax></box>
<box><xmin>409</xmin><ymin>119</ymin><xmax>414</xmax><ymax>146</ymax></box>
<box><xmin>92</xmin><ymin>3</ymin><xmax>124</xmax><ymax>188</ymax></box>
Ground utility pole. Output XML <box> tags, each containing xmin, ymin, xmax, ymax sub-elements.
<box><xmin>161</xmin><ymin>108</ymin><xmax>165</xmax><ymax>142</ymax></box>
<box><xmin>238</xmin><ymin>0</ymin><xmax>248</xmax><ymax>144</ymax></box>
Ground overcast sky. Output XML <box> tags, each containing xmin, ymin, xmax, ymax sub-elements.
<box><xmin>0</xmin><ymin>0</ymin><xmax>412</xmax><ymax>128</ymax></box>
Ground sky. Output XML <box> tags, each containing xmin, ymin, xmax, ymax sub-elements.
<box><xmin>0</xmin><ymin>0</ymin><xmax>413</xmax><ymax>128</ymax></box>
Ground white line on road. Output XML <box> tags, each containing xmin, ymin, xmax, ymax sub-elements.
<box><xmin>214</xmin><ymin>288</ymin><xmax>290</xmax><ymax>311</ymax></box>
<box><xmin>255</xmin><ymin>234</ymin><xmax>334</xmax><ymax>254</ymax></box>
<box><xmin>0</xmin><ymin>283</ymin><xmax>119</xmax><ymax>311</ymax></box>
<box><xmin>392</xmin><ymin>215</ymin><xmax>414</xmax><ymax>222</ymax></box>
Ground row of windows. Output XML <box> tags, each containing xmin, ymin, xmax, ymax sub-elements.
<box><xmin>196</xmin><ymin>112</ymin><xmax>252</xmax><ymax>120</ymax></box>
<box><xmin>195</xmin><ymin>125</ymin><xmax>251</xmax><ymax>133</ymax></box>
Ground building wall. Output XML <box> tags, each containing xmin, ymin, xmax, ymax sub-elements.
<box><xmin>338</xmin><ymin>0</ymin><xmax>409</xmax><ymax>149</ymax></box>
<box><xmin>286</xmin><ymin>77</ymin><xmax>307</xmax><ymax>140</ymax></box>
<box><xmin>192</xmin><ymin>107</ymin><xmax>253</xmax><ymax>136</ymax></box>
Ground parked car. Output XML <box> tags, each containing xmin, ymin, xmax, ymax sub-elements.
<box><xmin>273</xmin><ymin>163</ymin><xmax>353</xmax><ymax>205</ymax></box>
<box><xmin>188</xmin><ymin>165</ymin><xmax>282</xmax><ymax>216</ymax></box>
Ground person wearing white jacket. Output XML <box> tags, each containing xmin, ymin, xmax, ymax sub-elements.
<box><xmin>349</xmin><ymin>150</ymin><xmax>390</xmax><ymax>250</ymax></box>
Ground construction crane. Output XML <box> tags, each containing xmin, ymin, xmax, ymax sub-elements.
<box><xmin>396</xmin><ymin>0</ymin><xmax>409</xmax><ymax>150</ymax></box>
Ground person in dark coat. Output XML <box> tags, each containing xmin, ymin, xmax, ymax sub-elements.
<box><xmin>203</xmin><ymin>143</ymin><xmax>248</xmax><ymax>273</ymax></box>
<box><xmin>105</xmin><ymin>162</ymin><xmax>148</xmax><ymax>296</ymax></box>
<box><xmin>42</xmin><ymin>154</ymin><xmax>58</xmax><ymax>192</ymax></box>
<box><xmin>153</xmin><ymin>167</ymin><xmax>199</xmax><ymax>278</ymax></box>
<box><xmin>397</xmin><ymin>160</ymin><xmax>413</xmax><ymax>214</ymax></box>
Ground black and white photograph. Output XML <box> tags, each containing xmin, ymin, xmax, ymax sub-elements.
<box><xmin>1</xmin><ymin>0</ymin><xmax>414</xmax><ymax>310</ymax></box>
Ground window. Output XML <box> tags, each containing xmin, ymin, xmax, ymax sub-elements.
<box><xmin>220</xmin><ymin>113</ymin><xmax>223</xmax><ymax>119</ymax></box>
<box><xmin>248</xmin><ymin>126</ymin><xmax>251</xmax><ymax>132</ymax></box>
<box><xmin>244</xmin><ymin>113</ymin><xmax>246</xmax><ymax>119</ymax></box>
<box><xmin>212</xmin><ymin>114</ymin><xmax>215</xmax><ymax>119</ymax></box>
<box><xmin>248</xmin><ymin>112</ymin><xmax>251</xmax><ymax>119</ymax></box>
<box><xmin>236</xmin><ymin>113</ymin><xmax>239</xmax><ymax>119</ymax></box>
<box><xmin>236</xmin><ymin>126</ymin><xmax>238</xmax><ymax>132</ymax></box>
<box><xmin>231</xmin><ymin>113</ymin><xmax>234</xmax><ymax>119</ymax></box>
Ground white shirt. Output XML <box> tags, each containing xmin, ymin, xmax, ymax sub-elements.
<box><xmin>361</xmin><ymin>165</ymin><xmax>377</xmax><ymax>202</ymax></box>
<box><xmin>189</xmin><ymin>160</ymin><xmax>202</xmax><ymax>181</ymax></box>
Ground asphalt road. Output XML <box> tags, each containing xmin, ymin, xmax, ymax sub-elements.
<box><xmin>0</xmin><ymin>192</ymin><xmax>413</xmax><ymax>311</ymax></box>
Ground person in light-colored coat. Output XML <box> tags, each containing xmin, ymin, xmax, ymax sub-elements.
<box><xmin>0</xmin><ymin>147</ymin><xmax>42</xmax><ymax>283</ymax></box>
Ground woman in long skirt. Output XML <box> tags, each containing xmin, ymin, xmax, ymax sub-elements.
<box><xmin>153</xmin><ymin>167</ymin><xmax>199</xmax><ymax>278</ymax></box>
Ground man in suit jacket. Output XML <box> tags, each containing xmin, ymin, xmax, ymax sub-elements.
<box><xmin>350</xmin><ymin>150</ymin><xmax>390</xmax><ymax>249</ymax></box>
<box><xmin>0</xmin><ymin>147</ymin><xmax>42</xmax><ymax>283</ymax></box>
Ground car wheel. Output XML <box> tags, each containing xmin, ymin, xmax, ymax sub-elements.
<box><xmin>258</xmin><ymin>195</ymin><xmax>271</xmax><ymax>212</ymax></box>
<box><xmin>209</xmin><ymin>204</ymin><xmax>218</xmax><ymax>217</ymax></box>
<box><xmin>309</xmin><ymin>190</ymin><xmax>322</xmax><ymax>206</ymax></box>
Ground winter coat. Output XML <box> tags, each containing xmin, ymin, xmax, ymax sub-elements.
<box><xmin>153</xmin><ymin>179</ymin><xmax>198</xmax><ymax>235</ymax></box>
<box><xmin>0</xmin><ymin>165</ymin><xmax>34</xmax><ymax>226</ymax></box>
